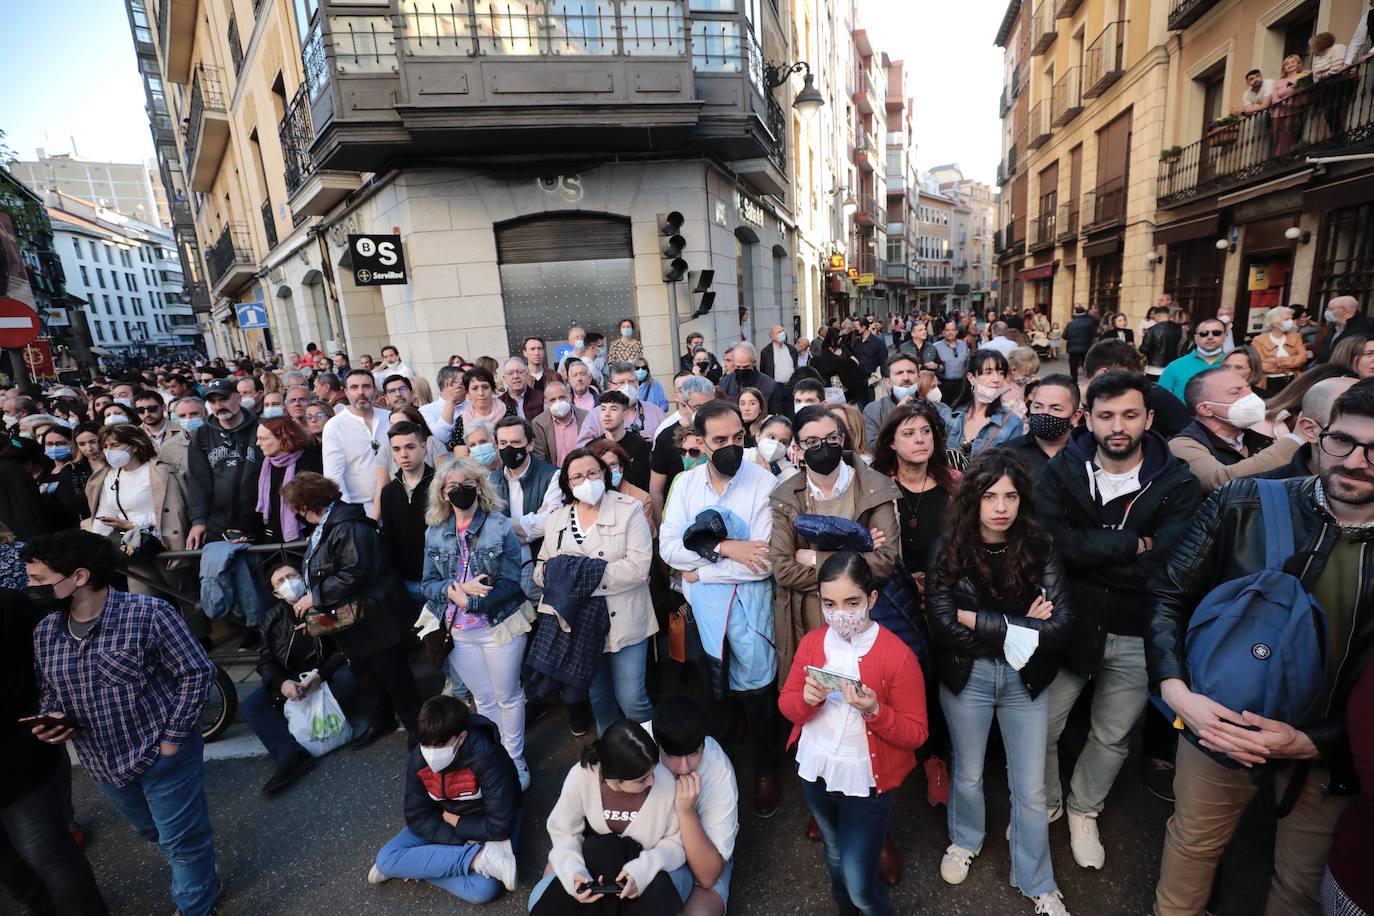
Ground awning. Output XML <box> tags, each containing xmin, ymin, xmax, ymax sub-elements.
<box><xmin>1082</xmin><ymin>235</ymin><xmax>1123</xmax><ymax>258</ymax></box>
<box><xmin>1017</xmin><ymin>264</ymin><xmax>1055</xmax><ymax>281</ymax></box>
<box><xmin>1154</xmin><ymin>213</ymin><xmax>1219</xmax><ymax>246</ymax></box>
<box><xmin>1303</xmin><ymin>172</ymin><xmax>1374</xmax><ymax>211</ymax></box>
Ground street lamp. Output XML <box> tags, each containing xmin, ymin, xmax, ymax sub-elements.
<box><xmin>765</xmin><ymin>61</ymin><xmax>826</xmax><ymax>120</ymax></box>
<box><xmin>829</xmin><ymin>185</ymin><xmax>858</xmax><ymax>216</ymax></box>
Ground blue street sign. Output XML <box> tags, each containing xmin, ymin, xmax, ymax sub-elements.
<box><xmin>236</xmin><ymin>301</ymin><xmax>269</xmax><ymax>330</ymax></box>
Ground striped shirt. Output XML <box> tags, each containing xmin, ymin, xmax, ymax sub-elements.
<box><xmin>34</xmin><ymin>589</ymin><xmax>216</xmax><ymax>786</ymax></box>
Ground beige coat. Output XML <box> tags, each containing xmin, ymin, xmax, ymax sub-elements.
<box><xmin>84</xmin><ymin>459</ymin><xmax>190</xmax><ymax>552</ymax></box>
<box><xmin>769</xmin><ymin>456</ymin><xmax>901</xmax><ymax>680</ymax></box>
<box><xmin>534</xmin><ymin>489</ymin><xmax>657</xmax><ymax>652</ymax></box>
<box><xmin>1253</xmin><ymin>330</ymin><xmax>1309</xmax><ymax>376</ymax></box>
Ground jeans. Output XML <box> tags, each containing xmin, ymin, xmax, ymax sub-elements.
<box><xmin>0</xmin><ymin>767</ymin><xmax>108</xmax><ymax>915</ymax></box>
<box><xmin>241</xmin><ymin>667</ymin><xmax>360</xmax><ymax>764</ymax></box>
<box><xmin>800</xmin><ymin>776</ymin><xmax>893</xmax><ymax>916</ymax></box>
<box><xmin>448</xmin><ymin>629</ymin><xmax>527</xmax><ymax>762</ymax></box>
<box><xmin>376</xmin><ymin>827</ymin><xmax>499</xmax><ymax>904</ymax></box>
<box><xmin>941</xmin><ymin>657</ymin><xmax>1057</xmax><ymax>899</ymax></box>
<box><xmin>1044</xmin><ymin>634</ymin><xmax>1148</xmax><ymax>816</ymax></box>
<box><xmin>588</xmin><ymin>638</ymin><xmax>654</xmax><ymax>734</ymax></box>
<box><xmin>96</xmin><ymin>732</ymin><xmax>217</xmax><ymax>916</ymax></box>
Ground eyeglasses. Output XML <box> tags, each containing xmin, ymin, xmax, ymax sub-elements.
<box><xmin>568</xmin><ymin>469</ymin><xmax>604</xmax><ymax>485</ymax></box>
<box><xmin>680</xmin><ymin>447</ymin><xmax>703</xmax><ymax>458</ymax></box>
<box><xmin>306</xmin><ymin>412</ymin><xmax>329</xmax><ymax>421</ymax></box>
<box><xmin>798</xmin><ymin>432</ymin><xmax>846</xmax><ymax>451</ymax></box>
<box><xmin>134</xmin><ymin>405</ymin><xmax>160</xmax><ymax>413</ymax></box>
<box><xmin>386</xmin><ymin>385</ymin><xmax>411</xmax><ymax>395</ymax></box>
<box><xmin>1319</xmin><ymin>430</ymin><xmax>1374</xmax><ymax>464</ymax></box>
<box><xmin>1196</xmin><ymin>329</ymin><xmax>1226</xmax><ymax>338</ymax></box>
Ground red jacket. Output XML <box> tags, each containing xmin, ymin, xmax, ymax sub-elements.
<box><xmin>779</xmin><ymin>624</ymin><xmax>928</xmax><ymax>794</ymax></box>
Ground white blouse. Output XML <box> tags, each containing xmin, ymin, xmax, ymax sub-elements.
<box><xmin>89</xmin><ymin>464</ymin><xmax>155</xmax><ymax>537</ymax></box>
<box><xmin>796</xmin><ymin>623</ymin><xmax>880</xmax><ymax>797</ymax></box>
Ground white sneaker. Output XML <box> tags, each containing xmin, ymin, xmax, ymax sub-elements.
<box><xmin>1007</xmin><ymin>800</ymin><xmax>1063</xmax><ymax>839</ymax></box>
<box><xmin>514</xmin><ymin>757</ymin><xmax>531</xmax><ymax>792</ymax></box>
<box><xmin>940</xmin><ymin>844</ymin><xmax>976</xmax><ymax>885</ymax></box>
<box><xmin>1066</xmin><ymin>810</ymin><xmax>1105</xmax><ymax>870</ymax></box>
<box><xmin>1033</xmin><ymin>890</ymin><xmax>1071</xmax><ymax>916</ymax></box>
<box><xmin>473</xmin><ymin>839</ymin><xmax>518</xmax><ymax>892</ymax></box>
<box><xmin>367</xmin><ymin>863</ymin><xmax>390</xmax><ymax>885</ymax></box>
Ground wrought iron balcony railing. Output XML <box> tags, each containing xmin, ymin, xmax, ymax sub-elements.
<box><xmin>279</xmin><ymin>85</ymin><xmax>314</xmax><ymax>198</ymax></box>
<box><xmin>1083</xmin><ymin>20</ymin><xmax>1126</xmax><ymax>99</ymax></box>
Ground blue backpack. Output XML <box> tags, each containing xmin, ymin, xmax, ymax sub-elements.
<box><xmin>1177</xmin><ymin>479</ymin><xmax>1327</xmax><ymax>755</ymax></box>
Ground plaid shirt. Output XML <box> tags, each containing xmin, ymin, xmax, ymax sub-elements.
<box><xmin>34</xmin><ymin>589</ymin><xmax>216</xmax><ymax>787</ymax></box>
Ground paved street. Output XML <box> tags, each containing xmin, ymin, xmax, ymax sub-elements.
<box><xmin>7</xmin><ymin>649</ymin><xmax>1281</xmax><ymax>916</ymax></box>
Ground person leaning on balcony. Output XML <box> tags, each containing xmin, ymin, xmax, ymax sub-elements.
<box><xmin>1343</xmin><ymin>0</ymin><xmax>1374</xmax><ymax>67</ymax></box>
<box><xmin>1311</xmin><ymin>32</ymin><xmax>1350</xmax><ymax>80</ymax></box>
<box><xmin>1253</xmin><ymin>306</ymin><xmax>1309</xmax><ymax>397</ymax></box>
<box><xmin>1233</xmin><ymin>68</ymin><xmax>1276</xmax><ymax>115</ymax></box>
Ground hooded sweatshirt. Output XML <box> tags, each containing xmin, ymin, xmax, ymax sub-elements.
<box><xmin>187</xmin><ymin>406</ymin><xmax>261</xmax><ymax>537</ymax></box>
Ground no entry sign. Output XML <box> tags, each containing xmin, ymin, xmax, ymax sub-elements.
<box><xmin>0</xmin><ymin>297</ymin><xmax>41</xmax><ymax>348</ymax></box>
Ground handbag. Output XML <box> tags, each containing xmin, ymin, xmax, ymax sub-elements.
<box><xmin>302</xmin><ymin>598</ymin><xmax>365</xmax><ymax>636</ymax></box>
<box><xmin>422</xmin><ymin>611</ymin><xmax>454</xmax><ymax>668</ymax></box>
<box><xmin>668</xmin><ymin>602</ymin><xmax>689</xmax><ymax>663</ymax></box>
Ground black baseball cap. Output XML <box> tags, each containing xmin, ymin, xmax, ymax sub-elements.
<box><xmin>203</xmin><ymin>379</ymin><xmax>238</xmax><ymax>400</ymax></box>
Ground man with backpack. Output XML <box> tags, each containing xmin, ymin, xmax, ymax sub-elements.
<box><xmin>1147</xmin><ymin>380</ymin><xmax>1374</xmax><ymax>916</ymax></box>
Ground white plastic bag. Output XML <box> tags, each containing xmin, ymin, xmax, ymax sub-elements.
<box><xmin>283</xmin><ymin>679</ymin><xmax>353</xmax><ymax>757</ymax></box>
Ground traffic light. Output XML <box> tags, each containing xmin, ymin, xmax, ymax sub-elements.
<box><xmin>688</xmin><ymin>269</ymin><xmax>716</xmax><ymax>319</ymax></box>
<box><xmin>658</xmin><ymin>211</ymin><xmax>687</xmax><ymax>282</ymax></box>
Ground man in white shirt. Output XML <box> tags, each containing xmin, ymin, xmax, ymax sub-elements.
<box><xmin>660</xmin><ymin>400</ymin><xmax>781</xmax><ymax>817</ymax></box>
<box><xmin>1235</xmin><ymin>68</ymin><xmax>1275</xmax><ymax>114</ymax></box>
<box><xmin>419</xmin><ymin>366</ymin><xmax>466</xmax><ymax>448</ymax></box>
<box><xmin>761</xmin><ymin>325</ymin><xmax>798</xmax><ymax>386</ymax></box>
<box><xmin>370</xmin><ymin>345</ymin><xmax>415</xmax><ymax>390</ymax></box>
<box><xmin>983</xmin><ymin>321</ymin><xmax>1018</xmax><ymax>357</ymax></box>
<box><xmin>654</xmin><ymin>695</ymin><xmax>739</xmax><ymax>916</ymax></box>
<box><xmin>1345</xmin><ymin>2</ymin><xmax>1374</xmax><ymax>66</ymax></box>
<box><xmin>322</xmin><ymin>369</ymin><xmax>388</xmax><ymax>516</ymax></box>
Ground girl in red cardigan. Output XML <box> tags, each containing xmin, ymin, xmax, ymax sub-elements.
<box><xmin>779</xmin><ymin>551</ymin><xmax>928</xmax><ymax>916</ymax></box>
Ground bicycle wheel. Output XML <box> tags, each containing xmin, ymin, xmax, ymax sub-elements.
<box><xmin>201</xmin><ymin>665</ymin><xmax>238</xmax><ymax>741</ymax></box>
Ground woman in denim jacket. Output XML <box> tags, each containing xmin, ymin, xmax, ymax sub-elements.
<box><xmin>421</xmin><ymin>456</ymin><xmax>534</xmax><ymax>789</ymax></box>
<box><xmin>937</xmin><ymin>349</ymin><xmax>1025</xmax><ymax>464</ymax></box>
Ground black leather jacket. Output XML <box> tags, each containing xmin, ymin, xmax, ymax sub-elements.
<box><xmin>304</xmin><ymin>501</ymin><xmax>410</xmax><ymax>660</ymax></box>
<box><xmin>1140</xmin><ymin>321</ymin><xmax>1184</xmax><ymax>370</ymax></box>
<box><xmin>925</xmin><ymin>538</ymin><xmax>1075</xmax><ymax>698</ymax></box>
<box><xmin>1147</xmin><ymin>476</ymin><xmax>1374</xmax><ymax>793</ymax></box>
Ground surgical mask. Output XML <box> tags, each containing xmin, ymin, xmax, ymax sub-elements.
<box><xmin>103</xmin><ymin>448</ymin><xmax>132</xmax><ymax>468</ymax></box>
<box><xmin>634</xmin><ymin>368</ymin><xmax>648</xmax><ymax>382</ymax></box>
<box><xmin>709</xmin><ymin>444</ymin><xmax>744</xmax><ymax>476</ymax></box>
<box><xmin>498</xmin><ymin>445</ymin><xmax>527</xmax><ymax>470</ymax></box>
<box><xmin>924</xmin><ymin>385</ymin><xmax>943</xmax><ymax>405</ymax></box>
<box><xmin>1218</xmin><ymin>314</ymin><xmax>1232</xmax><ymax>324</ymax></box>
<box><xmin>275</xmin><ymin>575</ymin><xmax>306</xmax><ymax>602</ymax></box>
<box><xmin>573</xmin><ymin>338</ymin><xmax>586</xmax><ymax>351</ymax></box>
<box><xmin>892</xmin><ymin>384</ymin><xmax>917</xmax><ymax>401</ymax></box>
<box><xmin>610</xmin><ymin>468</ymin><xmax>624</xmax><ymax>488</ymax></box>
<box><xmin>24</xmin><ymin>580</ymin><xmax>72</xmax><ymax>615</ymax></box>
<box><xmin>757</xmin><ymin>438</ymin><xmax>788</xmax><ymax>464</ymax></box>
<box><xmin>572</xmin><ymin>478</ymin><xmax>606</xmax><ymax>505</ymax></box>
<box><xmin>1280</xmin><ymin>319</ymin><xmax>1295</xmax><ymax>332</ymax></box>
<box><xmin>114</xmin><ymin>397</ymin><xmax>134</xmax><ymax>407</ymax></box>
<box><xmin>447</xmin><ymin>483</ymin><xmax>478</xmax><ymax>510</ymax></box>
<box><xmin>618</xmin><ymin>383</ymin><xmax>639</xmax><ymax>405</ymax></box>
<box><xmin>45</xmin><ymin>445</ymin><xmax>72</xmax><ymax>461</ymax></box>
<box><xmin>682</xmin><ymin>455</ymin><xmax>707</xmax><ymax>470</ymax></box>
<box><xmin>794</xmin><ymin>402</ymin><xmax>812</xmax><ymax>414</ymax></box>
<box><xmin>469</xmin><ymin>443</ymin><xmax>497</xmax><ymax>466</ymax></box>
<box><xmin>104</xmin><ymin>414</ymin><xmax>131</xmax><ymax>426</ymax></box>
<box><xmin>262</xmin><ymin>406</ymin><xmax>285</xmax><ymax>418</ymax></box>
<box><xmin>776</xmin><ymin>331</ymin><xmax>788</xmax><ymax>343</ymax></box>
<box><xmin>972</xmin><ymin>382</ymin><xmax>1002</xmax><ymax>404</ymax></box>
<box><xmin>180</xmin><ymin>417</ymin><xmax>205</xmax><ymax>435</ymax></box>
<box><xmin>549</xmin><ymin>399</ymin><xmax>572</xmax><ymax>418</ymax></box>
<box><xmin>1325</xmin><ymin>308</ymin><xmax>1337</xmax><ymax>323</ymax></box>
<box><xmin>1212</xmin><ymin>391</ymin><xmax>1267</xmax><ymax>430</ymax></box>
<box><xmin>804</xmin><ymin>441</ymin><xmax>844</xmax><ymax>476</ymax></box>
<box><xmin>822</xmin><ymin>603</ymin><xmax>870</xmax><ymax>641</ymax></box>
<box><xmin>1196</xmin><ymin>346</ymin><xmax>1223</xmax><ymax>358</ymax></box>
<box><xmin>420</xmin><ymin>742</ymin><xmax>457</xmax><ymax>773</ymax></box>
<box><xmin>620</xmin><ymin>327</ymin><xmax>634</xmax><ymax>338</ymax></box>
<box><xmin>2</xmin><ymin>415</ymin><xmax>15</xmax><ymax>429</ymax></box>
<box><xmin>1027</xmin><ymin>412</ymin><xmax>1073</xmax><ymax>441</ymax></box>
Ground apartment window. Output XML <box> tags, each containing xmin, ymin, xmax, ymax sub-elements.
<box><xmin>94</xmin><ymin>320</ymin><xmax>104</xmax><ymax>340</ymax></box>
<box><xmin>1282</xmin><ymin>5</ymin><xmax>1317</xmax><ymax>60</ymax></box>
<box><xmin>79</xmin><ymin>265</ymin><xmax>89</xmax><ymax>286</ymax></box>
<box><xmin>772</xmin><ymin>248</ymin><xmax>785</xmax><ymax>313</ymax></box>
<box><xmin>1199</xmin><ymin>66</ymin><xmax>1226</xmax><ymax>137</ymax></box>
<box><xmin>128</xmin><ymin>272</ymin><xmax>136</xmax><ymax>289</ymax></box>
<box><xmin>95</xmin><ymin>268</ymin><xmax>105</xmax><ymax>288</ymax></box>
<box><xmin>692</xmin><ymin>19</ymin><xmax>742</xmax><ymax>73</ymax></box>
<box><xmin>88</xmin><ymin>240</ymin><xmax>98</xmax><ymax>260</ymax></box>
<box><xmin>292</xmin><ymin>0</ymin><xmax>319</xmax><ymax>44</ymax></box>
<box><xmin>1313</xmin><ymin>201</ymin><xmax>1374</xmax><ymax>312</ymax></box>
<box><xmin>112</xmin><ymin>273</ymin><xmax>120</xmax><ymax>290</ymax></box>
<box><xmin>104</xmin><ymin>245</ymin><xmax>113</xmax><ymax>264</ymax></box>
<box><xmin>117</xmin><ymin>296</ymin><xmax>125</xmax><ymax>311</ymax></box>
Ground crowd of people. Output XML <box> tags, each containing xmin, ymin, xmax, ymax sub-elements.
<box><xmin>1</xmin><ymin>296</ymin><xmax>1373</xmax><ymax>916</ymax></box>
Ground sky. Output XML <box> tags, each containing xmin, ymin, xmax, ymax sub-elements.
<box><xmin>0</xmin><ymin>0</ymin><xmax>1004</xmax><ymax>183</ymax></box>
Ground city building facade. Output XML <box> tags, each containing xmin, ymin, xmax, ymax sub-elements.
<box><xmin>932</xmin><ymin>166</ymin><xmax>1001</xmax><ymax>313</ymax></box>
<box><xmin>9</xmin><ymin>152</ymin><xmax>169</xmax><ymax>229</ymax></box>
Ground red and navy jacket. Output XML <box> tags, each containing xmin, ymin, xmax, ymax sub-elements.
<box><xmin>403</xmin><ymin>715</ymin><xmax>519</xmax><ymax>845</ymax></box>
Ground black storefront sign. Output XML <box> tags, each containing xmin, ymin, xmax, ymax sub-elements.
<box><xmin>348</xmin><ymin>234</ymin><xmax>408</xmax><ymax>286</ymax></box>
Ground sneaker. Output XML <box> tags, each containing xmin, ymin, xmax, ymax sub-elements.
<box><xmin>473</xmin><ymin>839</ymin><xmax>517</xmax><ymax>892</ymax></box>
<box><xmin>367</xmin><ymin>863</ymin><xmax>390</xmax><ymax>885</ymax></box>
<box><xmin>940</xmin><ymin>844</ymin><xmax>976</xmax><ymax>885</ymax></box>
<box><xmin>1067</xmin><ymin>811</ymin><xmax>1105</xmax><ymax>869</ymax></box>
<box><xmin>514</xmin><ymin>757</ymin><xmax>531</xmax><ymax>792</ymax></box>
<box><xmin>1033</xmin><ymin>890</ymin><xmax>1071</xmax><ymax>916</ymax></box>
<box><xmin>1142</xmin><ymin>757</ymin><xmax>1176</xmax><ymax>803</ymax></box>
<box><xmin>1007</xmin><ymin>800</ymin><xmax>1062</xmax><ymax>840</ymax></box>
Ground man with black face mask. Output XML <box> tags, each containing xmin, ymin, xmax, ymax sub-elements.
<box><xmin>1006</xmin><ymin>375</ymin><xmax>1083</xmax><ymax>478</ymax></box>
<box><xmin>720</xmin><ymin>341</ymin><xmax>784</xmax><ymax>414</ymax></box>
<box><xmin>491</xmin><ymin>416</ymin><xmax>558</xmax><ymax>602</ymax></box>
<box><xmin>1033</xmin><ymin>372</ymin><xmax>1203</xmax><ymax>872</ymax></box>
<box><xmin>660</xmin><ymin>400</ymin><xmax>783</xmax><ymax>818</ymax></box>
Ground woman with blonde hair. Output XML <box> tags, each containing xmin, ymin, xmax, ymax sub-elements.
<box><xmin>1252</xmin><ymin>305</ymin><xmax>1308</xmax><ymax>396</ymax></box>
<box><xmin>421</xmin><ymin>456</ymin><xmax>532</xmax><ymax>787</ymax></box>
<box><xmin>837</xmin><ymin>403</ymin><xmax>872</xmax><ymax>462</ymax></box>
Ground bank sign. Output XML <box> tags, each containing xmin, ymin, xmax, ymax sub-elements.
<box><xmin>348</xmin><ymin>234</ymin><xmax>408</xmax><ymax>286</ymax></box>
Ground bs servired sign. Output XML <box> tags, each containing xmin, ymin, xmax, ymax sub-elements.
<box><xmin>349</xmin><ymin>234</ymin><xmax>408</xmax><ymax>286</ymax></box>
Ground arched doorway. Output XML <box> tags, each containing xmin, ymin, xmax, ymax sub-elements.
<box><xmin>735</xmin><ymin>228</ymin><xmax>758</xmax><ymax>343</ymax></box>
<box><xmin>301</xmin><ymin>270</ymin><xmax>334</xmax><ymax>349</ymax></box>
<box><xmin>275</xmin><ymin>285</ymin><xmax>302</xmax><ymax>356</ymax></box>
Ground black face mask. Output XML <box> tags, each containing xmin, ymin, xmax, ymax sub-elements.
<box><xmin>734</xmin><ymin>367</ymin><xmax>754</xmax><ymax>385</ymax></box>
<box><xmin>1027</xmin><ymin>412</ymin><xmax>1073</xmax><ymax>442</ymax></box>
<box><xmin>498</xmin><ymin>445</ymin><xmax>528</xmax><ymax>470</ymax></box>
<box><xmin>804</xmin><ymin>441</ymin><xmax>844</xmax><ymax>476</ymax></box>
<box><xmin>708</xmin><ymin>444</ymin><xmax>745</xmax><ymax>477</ymax></box>
<box><xmin>695</xmin><ymin>361</ymin><xmax>709</xmax><ymax>372</ymax></box>
<box><xmin>25</xmin><ymin>580</ymin><xmax>72</xmax><ymax>615</ymax></box>
<box><xmin>447</xmin><ymin>484</ymin><xmax>478</xmax><ymax>511</ymax></box>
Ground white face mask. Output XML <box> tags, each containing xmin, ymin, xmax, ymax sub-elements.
<box><xmin>972</xmin><ymin>382</ymin><xmax>1002</xmax><ymax>404</ymax></box>
<box><xmin>241</xmin><ymin>396</ymin><xmax>257</xmax><ymax>411</ymax></box>
<box><xmin>549</xmin><ymin>399</ymin><xmax>572</xmax><ymax>418</ymax></box>
<box><xmin>1218</xmin><ymin>314</ymin><xmax>1232</xmax><ymax>324</ymax></box>
<box><xmin>1280</xmin><ymin>319</ymin><xmax>1295</xmax><ymax>332</ymax></box>
<box><xmin>757</xmin><ymin>438</ymin><xmax>788</xmax><ymax>463</ymax></box>
<box><xmin>420</xmin><ymin>742</ymin><xmax>457</xmax><ymax>773</ymax></box>
<box><xmin>618</xmin><ymin>383</ymin><xmax>639</xmax><ymax>405</ymax></box>
<box><xmin>275</xmin><ymin>575</ymin><xmax>306</xmax><ymax>602</ymax></box>
<box><xmin>793</xmin><ymin>402</ymin><xmax>812</xmax><ymax>414</ymax></box>
<box><xmin>103</xmin><ymin>448</ymin><xmax>133</xmax><ymax>469</ymax></box>
<box><xmin>1211</xmin><ymin>391</ymin><xmax>1267</xmax><ymax>430</ymax></box>
<box><xmin>572</xmin><ymin>478</ymin><xmax>606</xmax><ymax>505</ymax></box>
<box><xmin>776</xmin><ymin>331</ymin><xmax>788</xmax><ymax>343</ymax></box>
<box><xmin>924</xmin><ymin>385</ymin><xmax>943</xmax><ymax>405</ymax></box>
